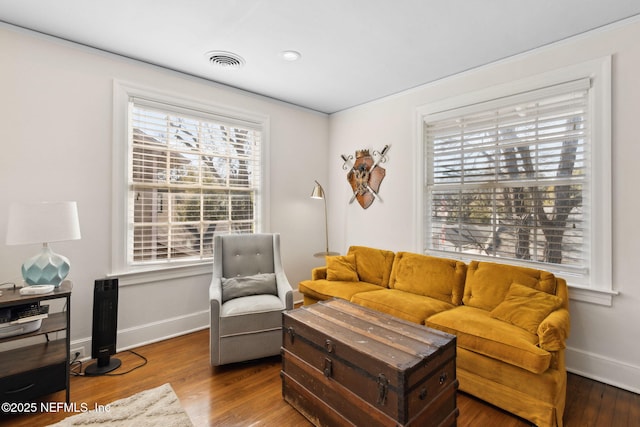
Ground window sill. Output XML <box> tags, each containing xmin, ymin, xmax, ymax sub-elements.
<box><xmin>107</xmin><ymin>262</ymin><xmax>213</xmax><ymax>286</ymax></box>
<box><xmin>568</xmin><ymin>284</ymin><xmax>618</xmax><ymax>306</ymax></box>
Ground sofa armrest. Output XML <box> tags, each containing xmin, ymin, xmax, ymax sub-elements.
<box><xmin>537</xmin><ymin>308</ymin><xmax>570</xmax><ymax>351</ymax></box>
<box><xmin>312</xmin><ymin>266</ymin><xmax>327</xmax><ymax>280</ymax></box>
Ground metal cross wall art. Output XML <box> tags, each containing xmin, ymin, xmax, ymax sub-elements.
<box><xmin>341</xmin><ymin>145</ymin><xmax>390</xmax><ymax>209</ymax></box>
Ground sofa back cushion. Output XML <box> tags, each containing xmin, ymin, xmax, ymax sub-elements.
<box><xmin>347</xmin><ymin>246</ymin><xmax>395</xmax><ymax>287</ymax></box>
<box><xmin>389</xmin><ymin>252</ymin><xmax>467</xmax><ymax>305</ymax></box>
<box><xmin>463</xmin><ymin>261</ymin><xmax>557</xmax><ymax>311</ymax></box>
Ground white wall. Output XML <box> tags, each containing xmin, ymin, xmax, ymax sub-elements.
<box><xmin>328</xmin><ymin>17</ymin><xmax>640</xmax><ymax>393</ymax></box>
<box><xmin>3</xmin><ymin>16</ymin><xmax>639</xmax><ymax>394</ymax></box>
<box><xmin>0</xmin><ymin>24</ymin><xmax>329</xmax><ymax>356</ymax></box>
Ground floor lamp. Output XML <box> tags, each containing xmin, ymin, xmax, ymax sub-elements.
<box><xmin>311</xmin><ymin>181</ymin><xmax>339</xmax><ymax>257</ymax></box>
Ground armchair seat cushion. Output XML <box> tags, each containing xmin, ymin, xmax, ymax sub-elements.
<box><xmin>220</xmin><ymin>295</ymin><xmax>285</xmax><ymax>337</ymax></box>
<box><xmin>221</xmin><ymin>294</ymin><xmax>284</xmax><ymax>316</ymax></box>
<box><xmin>427</xmin><ymin>306</ymin><xmax>551</xmax><ymax>374</ymax></box>
<box><xmin>298</xmin><ymin>279</ymin><xmax>382</xmax><ymax>302</ymax></box>
<box><xmin>351</xmin><ymin>289</ymin><xmax>455</xmax><ymax>324</ymax></box>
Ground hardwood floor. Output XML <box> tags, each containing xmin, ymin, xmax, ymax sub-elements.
<box><xmin>2</xmin><ymin>329</ymin><xmax>638</xmax><ymax>426</ymax></box>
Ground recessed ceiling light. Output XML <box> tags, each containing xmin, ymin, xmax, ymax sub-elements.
<box><xmin>205</xmin><ymin>51</ymin><xmax>245</xmax><ymax>69</ymax></box>
<box><xmin>280</xmin><ymin>50</ymin><xmax>301</xmax><ymax>61</ymax></box>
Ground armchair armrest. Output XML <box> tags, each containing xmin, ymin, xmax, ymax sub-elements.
<box><xmin>209</xmin><ymin>277</ymin><xmax>222</xmax><ymax>364</ymax></box>
<box><xmin>276</xmin><ymin>270</ymin><xmax>294</xmax><ymax>310</ymax></box>
<box><xmin>537</xmin><ymin>308</ymin><xmax>570</xmax><ymax>351</ymax></box>
<box><xmin>312</xmin><ymin>266</ymin><xmax>328</xmax><ymax>280</ymax></box>
<box><xmin>209</xmin><ymin>276</ymin><xmax>223</xmax><ymax>305</ymax></box>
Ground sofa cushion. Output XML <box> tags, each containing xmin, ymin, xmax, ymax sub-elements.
<box><xmin>351</xmin><ymin>289</ymin><xmax>456</xmax><ymax>324</ymax></box>
<box><xmin>326</xmin><ymin>254</ymin><xmax>359</xmax><ymax>282</ymax></box>
<box><xmin>388</xmin><ymin>252</ymin><xmax>467</xmax><ymax>305</ymax></box>
<box><xmin>348</xmin><ymin>246</ymin><xmax>395</xmax><ymax>287</ymax></box>
<box><xmin>427</xmin><ymin>306</ymin><xmax>552</xmax><ymax>374</ymax></box>
<box><xmin>490</xmin><ymin>283</ymin><xmax>564</xmax><ymax>334</ymax></box>
<box><xmin>462</xmin><ymin>261</ymin><xmax>557</xmax><ymax>311</ymax></box>
<box><xmin>298</xmin><ymin>279</ymin><xmax>383</xmax><ymax>302</ymax></box>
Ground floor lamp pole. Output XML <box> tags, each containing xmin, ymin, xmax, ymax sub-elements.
<box><xmin>323</xmin><ymin>195</ymin><xmax>329</xmax><ymax>255</ymax></box>
<box><xmin>312</xmin><ymin>180</ymin><xmax>339</xmax><ymax>257</ymax></box>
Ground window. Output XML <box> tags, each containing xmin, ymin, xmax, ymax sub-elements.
<box><xmin>418</xmin><ymin>57</ymin><xmax>613</xmax><ymax>304</ymax></box>
<box><xmin>113</xmin><ymin>82</ymin><xmax>268</xmax><ymax>279</ymax></box>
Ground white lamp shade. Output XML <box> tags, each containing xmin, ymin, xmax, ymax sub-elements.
<box><xmin>6</xmin><ymin>201</ymin><xmax>81</xmax><ymax>245</ymax></box>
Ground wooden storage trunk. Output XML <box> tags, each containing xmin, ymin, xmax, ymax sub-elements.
<box><xmin>281</xmin><ymin>299</ymin><xmax>458</xmax><ymax>427</ymax></box>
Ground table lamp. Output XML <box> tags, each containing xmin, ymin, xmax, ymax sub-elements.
<box><xmin>6</xmin><ymin>201</ymin><xmax>81</xmax><ymax>287</ymax></box>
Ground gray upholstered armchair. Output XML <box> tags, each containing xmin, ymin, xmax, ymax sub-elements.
<box><xmin>209</xmin><ymin>233</ymin><xmax>293</xmax><ymax>366</ymax></box>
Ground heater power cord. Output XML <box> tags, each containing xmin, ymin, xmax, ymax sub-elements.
<box><xmin>71</xmin><ymin>350</ymin><xmax>148</xmax><ymax>377</ymax></box>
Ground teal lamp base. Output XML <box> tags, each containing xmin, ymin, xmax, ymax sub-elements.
<box><xmin>22</xmin><ymin>245</ymin><xmax>70</xmax><ymax>287</ymax></box>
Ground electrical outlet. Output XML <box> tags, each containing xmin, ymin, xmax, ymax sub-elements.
<box><xmin>71</xmin><ymin>347</ymin><xmax>85</xmax><ymax>360</ymax></box>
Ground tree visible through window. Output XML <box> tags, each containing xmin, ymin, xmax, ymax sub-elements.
<box><xmin>128</xmin><ymin>100</ymin><xmax>261</xmax><ymax>264</ymax></box>
<box><xmin>424</xmin><ymin>79</ymin><xmax>590</xmax><ymax>273</ymax></box>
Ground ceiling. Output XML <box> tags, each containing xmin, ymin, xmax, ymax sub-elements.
<box><xmin>2</xmin><ymin>1</ymin><xmax>640</xmax><ymax>114</ymax></box>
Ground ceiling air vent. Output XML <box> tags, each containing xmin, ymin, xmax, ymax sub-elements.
<box><xmin>205</xmin><ymin>51</ymin><xmax>245</xmax><ymax>69</ymax></box>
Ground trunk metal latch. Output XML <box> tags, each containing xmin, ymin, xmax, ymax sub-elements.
<box><xmin>377</xmin><ymin>373</ymin><xmax>389</xmax><ymax>405</ymax></box>
<box><xmin>323</xmin><ymin>358</ymin><xmax>333</xmax><ymax>378</ymax></box>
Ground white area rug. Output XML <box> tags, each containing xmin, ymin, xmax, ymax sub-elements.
<box><xmin>49</xmin><ymin>383</ymin><xmax>193</xmax><ymax>426</ymax></box>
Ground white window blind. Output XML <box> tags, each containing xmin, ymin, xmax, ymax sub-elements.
<box><xmin>424</xmin><ymin>78</ymin><xmax>591</xmax><ymax>274</ymax></box>
<box><xmin>128</xmin><ymin>97</ymin><xmax>262</xmax><ymax>264</ymax></box>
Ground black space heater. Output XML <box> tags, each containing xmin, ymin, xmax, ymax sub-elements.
<box><xmin>85</xmin><ymin>278</ymin><xmax>121</xmax><ymax>376</ymax></box>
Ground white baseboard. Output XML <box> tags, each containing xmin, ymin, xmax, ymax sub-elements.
<box><xmin>70</xmin><ymin>310</ymin><xmax>209</xmax><ymax>362</ymax></box>
<box><xmin>566</xmin><ymin>346</ymin><xmax>640</xmax><ymax>394</ymax></box>
<box><xmin>117</xmin><ymin>310</ymin><xmax>210</xmax><ymax>351</ymax></box>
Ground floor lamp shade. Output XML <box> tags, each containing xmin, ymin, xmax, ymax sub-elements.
<box><xmin>6</xmin><ymin>201</ymin><xmax>81</xmax><ymax>287</ymax></box>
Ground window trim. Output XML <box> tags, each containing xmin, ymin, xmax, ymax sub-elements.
<box><xmin>415</xmin><ymin>56</ymin><xmax>614</xmax><ymax>305</ymax></box>
<box><xmin>112</xmin><ymin>80</ymin><xmax>270</xmax><ymax>284</ymax></box>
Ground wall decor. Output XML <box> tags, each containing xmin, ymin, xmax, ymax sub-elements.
<box><xmin>341</xmin><ymin>145</ymin><xmax>390</xmax><ymax>209</ymax></box>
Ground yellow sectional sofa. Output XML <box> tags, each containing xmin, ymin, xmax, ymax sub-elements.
<box><xmin>298</xmin><ymin>246</ymin><xmax>570</xmax><ymax>427</ymax></box>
